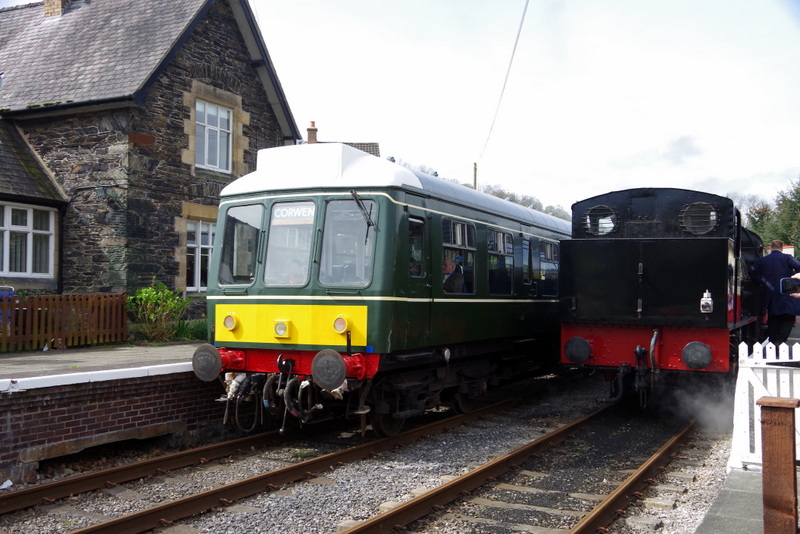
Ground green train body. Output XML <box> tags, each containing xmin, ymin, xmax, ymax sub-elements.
<box><xmin>192</xmin><ymin>143</ymin><xmax>570</xmax><ymax>435</ymax></box>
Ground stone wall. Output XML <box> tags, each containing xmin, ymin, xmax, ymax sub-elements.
<box><xmin>19</xmin><ymin>0</ymin><xmax>286</xmax><ymax>294</ymax></box>
<box><xmin>0</xmin><ymin>372</ymin><xmax>229</xmax><ymax>482</ymax></box>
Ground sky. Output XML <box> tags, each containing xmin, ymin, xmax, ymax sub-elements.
<box><xmin>248</xmin><ymin>0</ymin><xmax>800</xmax><ymax>210</ymax></box>
<box><xmin>2</xmin><ymin>0</ymin><xmax>799</xmax><ymax>210</ymax></box>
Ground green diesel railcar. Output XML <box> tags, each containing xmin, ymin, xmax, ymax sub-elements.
<box><xmin>193</xmin><ymin>143</ymin><xmax>569</xmax><ymax>435</ymax></box>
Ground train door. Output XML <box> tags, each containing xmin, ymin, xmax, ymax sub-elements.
<box><xmin>406</xmin><ymin>213</ymin><xmax>432</xmax><ymax>344</ymax></box>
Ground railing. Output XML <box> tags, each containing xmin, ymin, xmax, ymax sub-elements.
<box><xmin>729</xmin><ymin>341</ymin><xmax>800</xmax><ymax>471</ymax></box>
<box><xmin>0</xmin><ymin>293</ymin><xmax>128</xmax><ymax>352</ymax></box>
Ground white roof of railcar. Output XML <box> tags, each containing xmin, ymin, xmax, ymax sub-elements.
<box><xmin>222</xmin><ymin>143</ymin><xmax>570</xmax><ymax>235</ymax></box>
<box><xmin>223</xmin><ymin>143</ymin><xmax>421</xmax><ymax>195</ymax></box>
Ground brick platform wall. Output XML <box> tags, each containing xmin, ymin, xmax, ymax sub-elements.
<box><xmin>0</xmin><ymin>373</ymin><xmax>229</xmax><ymax>482</ymax></box>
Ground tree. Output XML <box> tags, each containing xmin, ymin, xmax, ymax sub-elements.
<box><xmin>478</xmin><ymin>184</ymin><xmax>572</xmax><ymax>220</ymax></box>
<box><xmin>728</xmin><ymin>191</ymin><xmax>774</xmax><ymax>240</ymax></box>
<box><xmin>545</xmin><ymin>205</ymin><xmax>570</xmax><ymax>220</ymax></box>
<box><xmin>770</xmin><ymin>179</ymin><xmax>800</xmax><ymax>248</ymax></box>
<box><xmin>746</xmin><ymin>201</ymin><xmax>775</xmax><ymax>241</ymax></box>
<box><xmin>739</xmin><ymin>178</ymin><xmax>800</xmax><ymax>252</ymax></box>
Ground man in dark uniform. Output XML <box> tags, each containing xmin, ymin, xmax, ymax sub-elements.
<box><xmin>750</xmin><ymin>240</ymin><xmax>800</xmax><ymax>345</ymax></box>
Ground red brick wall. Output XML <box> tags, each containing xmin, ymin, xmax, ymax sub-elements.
<box><xmin>0</xmin><ymin>373</ymin><xmax>228</xmax><ymax>481</ymax></box>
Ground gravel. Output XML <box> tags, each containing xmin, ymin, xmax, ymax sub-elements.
<box><xmin>0</xmin><ymin>372</ymin><xmax>735</xmax><ymax>534</ymax></box>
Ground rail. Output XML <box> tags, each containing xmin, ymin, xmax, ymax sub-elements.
<box><xmin>61</xmin><ymin>392</ymin><xmax>540</xmax><ymax>534</ymax></box>
<box><xmin>0</xmin><ymin>293</ymin><xmax>128</xmax><ymax>352</ymax></box>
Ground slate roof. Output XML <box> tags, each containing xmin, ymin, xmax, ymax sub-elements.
<box><xmin>0</xmin><ymin>0</ymin><xmax>299</xmax><ymax>141</ymax></box>
<box><xmin>0</xmin><ymin>120</ymin><xmax>65</xmax><ymax>204</ymax></box>
<box><xmin>0</xmin><ymin>0</ymin><xmax>301</xmax><ymax>204</ymax></box>
<box><xmin>0</xmin><ymin>0</ymin><xmax>207</xmax><ymax>111</ymax></box>
<box><xmin>343</xmin><ymin>142</ymin><xmax>381</xmax><ymax>158</ymax></box>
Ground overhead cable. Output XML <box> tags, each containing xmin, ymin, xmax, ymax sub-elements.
<box><xmin>479</xmin><ymin>0</ymin><xmax>529</xmax><ymax>160</ymax></box>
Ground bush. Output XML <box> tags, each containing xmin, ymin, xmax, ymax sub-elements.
<box><xmin>127</xmin><ymin>281</ymin><xmax>190</xmax><ymax>342</ymax></box>
<box><xmin>175</xmin><ymin>318</ymin><xmax>210</xmax><ymax>341</ymax></box>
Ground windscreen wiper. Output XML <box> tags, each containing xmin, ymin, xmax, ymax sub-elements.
<box><xmin>350</xmin><ymin>189</ymin><xmax>374</xmax><ymax>244</ymax></box>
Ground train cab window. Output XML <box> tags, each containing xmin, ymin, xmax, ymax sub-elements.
<box><xmin>584</xmin><ymin>205</ymin><xmax>617</xmax><ymax>236</ymax></box>
<box><xmin>540</xmin><ymin>241</ymin><xmax>559</xmax><ymax>297</ymax></box>
<box><xmin>218</xmin><ymin>204</ymin><xmax>263</xmax><ymax>285</ymax></box>
<box><xmin>319</xmin><ymin>199</ymin><xmax>377</xmax><ymax>287</ymax></box>
<box><xmin>409</xmin><ymin>218</ymin><xmax>425</xmax><ymax>278</ymax></box>
<box><xmin>488</xmin><ymin>230</ymin><xmax>513</xmax><ymax>295</ymax></box>
<box><xmin>264</xmin><ymin>201</ymin><xmax>315</xmax><ymax>286</ymax></box>
<box><xmin>442</xmin><ymin>219</ymin><xmax>475</xmax><ymax>293</ymax></box>
<box><xmin>680</xmin><ymin>202</ymin><xmax>718</xmax><ymax>235</ymax></box>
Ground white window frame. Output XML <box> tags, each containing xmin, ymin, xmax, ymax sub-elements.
<box><xmin>186</xmin><ymin>219</ymin><xmax>216</xmax><ymax>292</ymax></box>
<box><xmin>195</xmin><ymin>100</ymin><xmax>232</xmax><ymax>173</ymax></box>
<box><xmin>0</xmin><ymin>202</ymin><xmax>56</xmax><ymax>278</ymax></box>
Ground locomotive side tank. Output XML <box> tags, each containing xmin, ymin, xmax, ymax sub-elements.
<box><xmin>193</xmin><ymin>143</ymin><xmax>570</xmax><ymax>435</ymax></box>
<box><xmin>559</xmin><ymin>188</ymin><xmax>762</xmax><ymax>402</ymax></box>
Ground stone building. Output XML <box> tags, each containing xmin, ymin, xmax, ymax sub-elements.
<box><xmin>0</xmin><ymin>0</ymin><xmax>300</xmax><ymax>298</ymax></box>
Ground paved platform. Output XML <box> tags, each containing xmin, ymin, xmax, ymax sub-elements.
<box><xmin>695</xmin><ymin>469</ymin><xmax>764</xmax><ymax>533</ymax></box>
<box><xmin>0</xmin><ymin>343</ymin><xmax>201</xmax><ymax>392</ymax></box>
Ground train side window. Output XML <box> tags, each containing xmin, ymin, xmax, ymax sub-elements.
<box><xmin>409</xmin><ymin>218</ymin><xmax>425</xmax><ymax>277</ymax></box>
<box><xmin>540</xmin><ymin>241</ymin><xmax>558</xmax><ymax>297</ymax></box>
<box><xmin>264</xmin><ymin>201</ymin><xmax>315</xmax><ymax>286</ymax></box>
<box><xmin>488</xmin><ymin>229</ymin><xmax>513</xmax><ymax>295</ymax></box>
<box><xmin>218</xmin><ymin>204</ymin><xmax>263</xmax><ymax>285</ymax></box>
<box><xmin>442</xmin><ymin>219</ymin><xmax>475</xmax><ymax>293</ymax></box>
<box><xmin>522</xmin><ymin>239</ymin><xmax>531</xmax><ymax>285</ymax></box>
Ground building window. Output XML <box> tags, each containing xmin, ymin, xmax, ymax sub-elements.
<box><xmin>0</xmin><ymin>203</ymin><xmax>55</xmax><ymax>277</ymax></box>
<box><xmin>186</xmin><ymin>219</ymin><xmax>216</xmax><ymax>291</ymax></box>
<box><xmin>195</xmin><ymin>100</ymin><xmax>232</xmax><ymax>173</ymax></box>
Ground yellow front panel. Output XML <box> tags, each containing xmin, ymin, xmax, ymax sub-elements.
<box><xmin>215</xmin><ymin>303</ymin><xmax>368</xmax><ymax>347</ymax></box>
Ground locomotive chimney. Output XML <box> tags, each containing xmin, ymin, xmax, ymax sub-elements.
<box><xmin>307</xmin><ymin>121</ymin><xmax>318</xmax><ymax>144</ymax></box>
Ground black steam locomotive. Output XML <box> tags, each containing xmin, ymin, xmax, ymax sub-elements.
<box><xmin>559</xmin><ymin>188</ymin><xmax>763</xmax><ymax>404</ymax></box>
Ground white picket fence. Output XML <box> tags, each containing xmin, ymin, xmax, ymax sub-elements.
<box><xmin>728</xmin><ymin>341</ymin><xmax>800</xmax><ymax>471</ymax></box>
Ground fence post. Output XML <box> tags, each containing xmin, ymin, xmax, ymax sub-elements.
<box><xmin>757</xmin><ymin>396</ymin><xmax>800</xmax><ymax>534</ymax></box>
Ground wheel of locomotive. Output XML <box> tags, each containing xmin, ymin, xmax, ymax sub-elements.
<box><xmin>370</xmin><ymin>412</ymin><xmax>405</xmax><ymax>437</ymax></box>
<box><xmin>452</xmin><ymin>391</ymin><xmax>476</xmax><ymax>414</ymax></box>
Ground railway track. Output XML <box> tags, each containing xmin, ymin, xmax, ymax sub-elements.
<box><xmin>397</xmin><ymin>408</ymin><xmax>696</xmax><ymax>534</ymax></box>
<box><xmin>7</xmin><ymin>373</ymin><xmax>723</xmax><ymax>534</ymax></box>
<box><xmin>61</xmin><ymin>402</ymin><xmax>548</xmax><ymax>533</ymax></box>
<box><xmin>0</xmin><ymin>431</ymin><xmax>288</xmax><ymax>516</ymax></box>
<box><xmin>60</xmin><ymin>398</ymin><xmax>690</xmax><ymax>534</ymax></box>
<box><xmin>0</xmin><ymin>373</ymin><xmax>604</xmax><ymax>534</ymax></box>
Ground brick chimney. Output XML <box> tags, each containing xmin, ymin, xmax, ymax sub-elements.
<box><xmin>307</xmin><ymin>121</ymin><xmax>318</xmax><ymax>144</ymax></box>
<box><xmin>44</xmin><ymin>0</ymin><xmax>69</xmax><ymax>17</ymax></box>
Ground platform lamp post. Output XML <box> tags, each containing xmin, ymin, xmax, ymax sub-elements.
<box><xmin>757</xmin><ymin>396</ymin><xmax>800</xmax><ymax>534</ymax></box>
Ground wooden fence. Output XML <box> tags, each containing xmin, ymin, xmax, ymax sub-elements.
<box><xmin>0</xmin><ymin>293</ymin><xmax>128</xmax><ymax>352</ymax></box>
<box><xmin>729</xmin><ymin>341</ymin><xmax>800</xmax><ymax>471</ymax></box>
